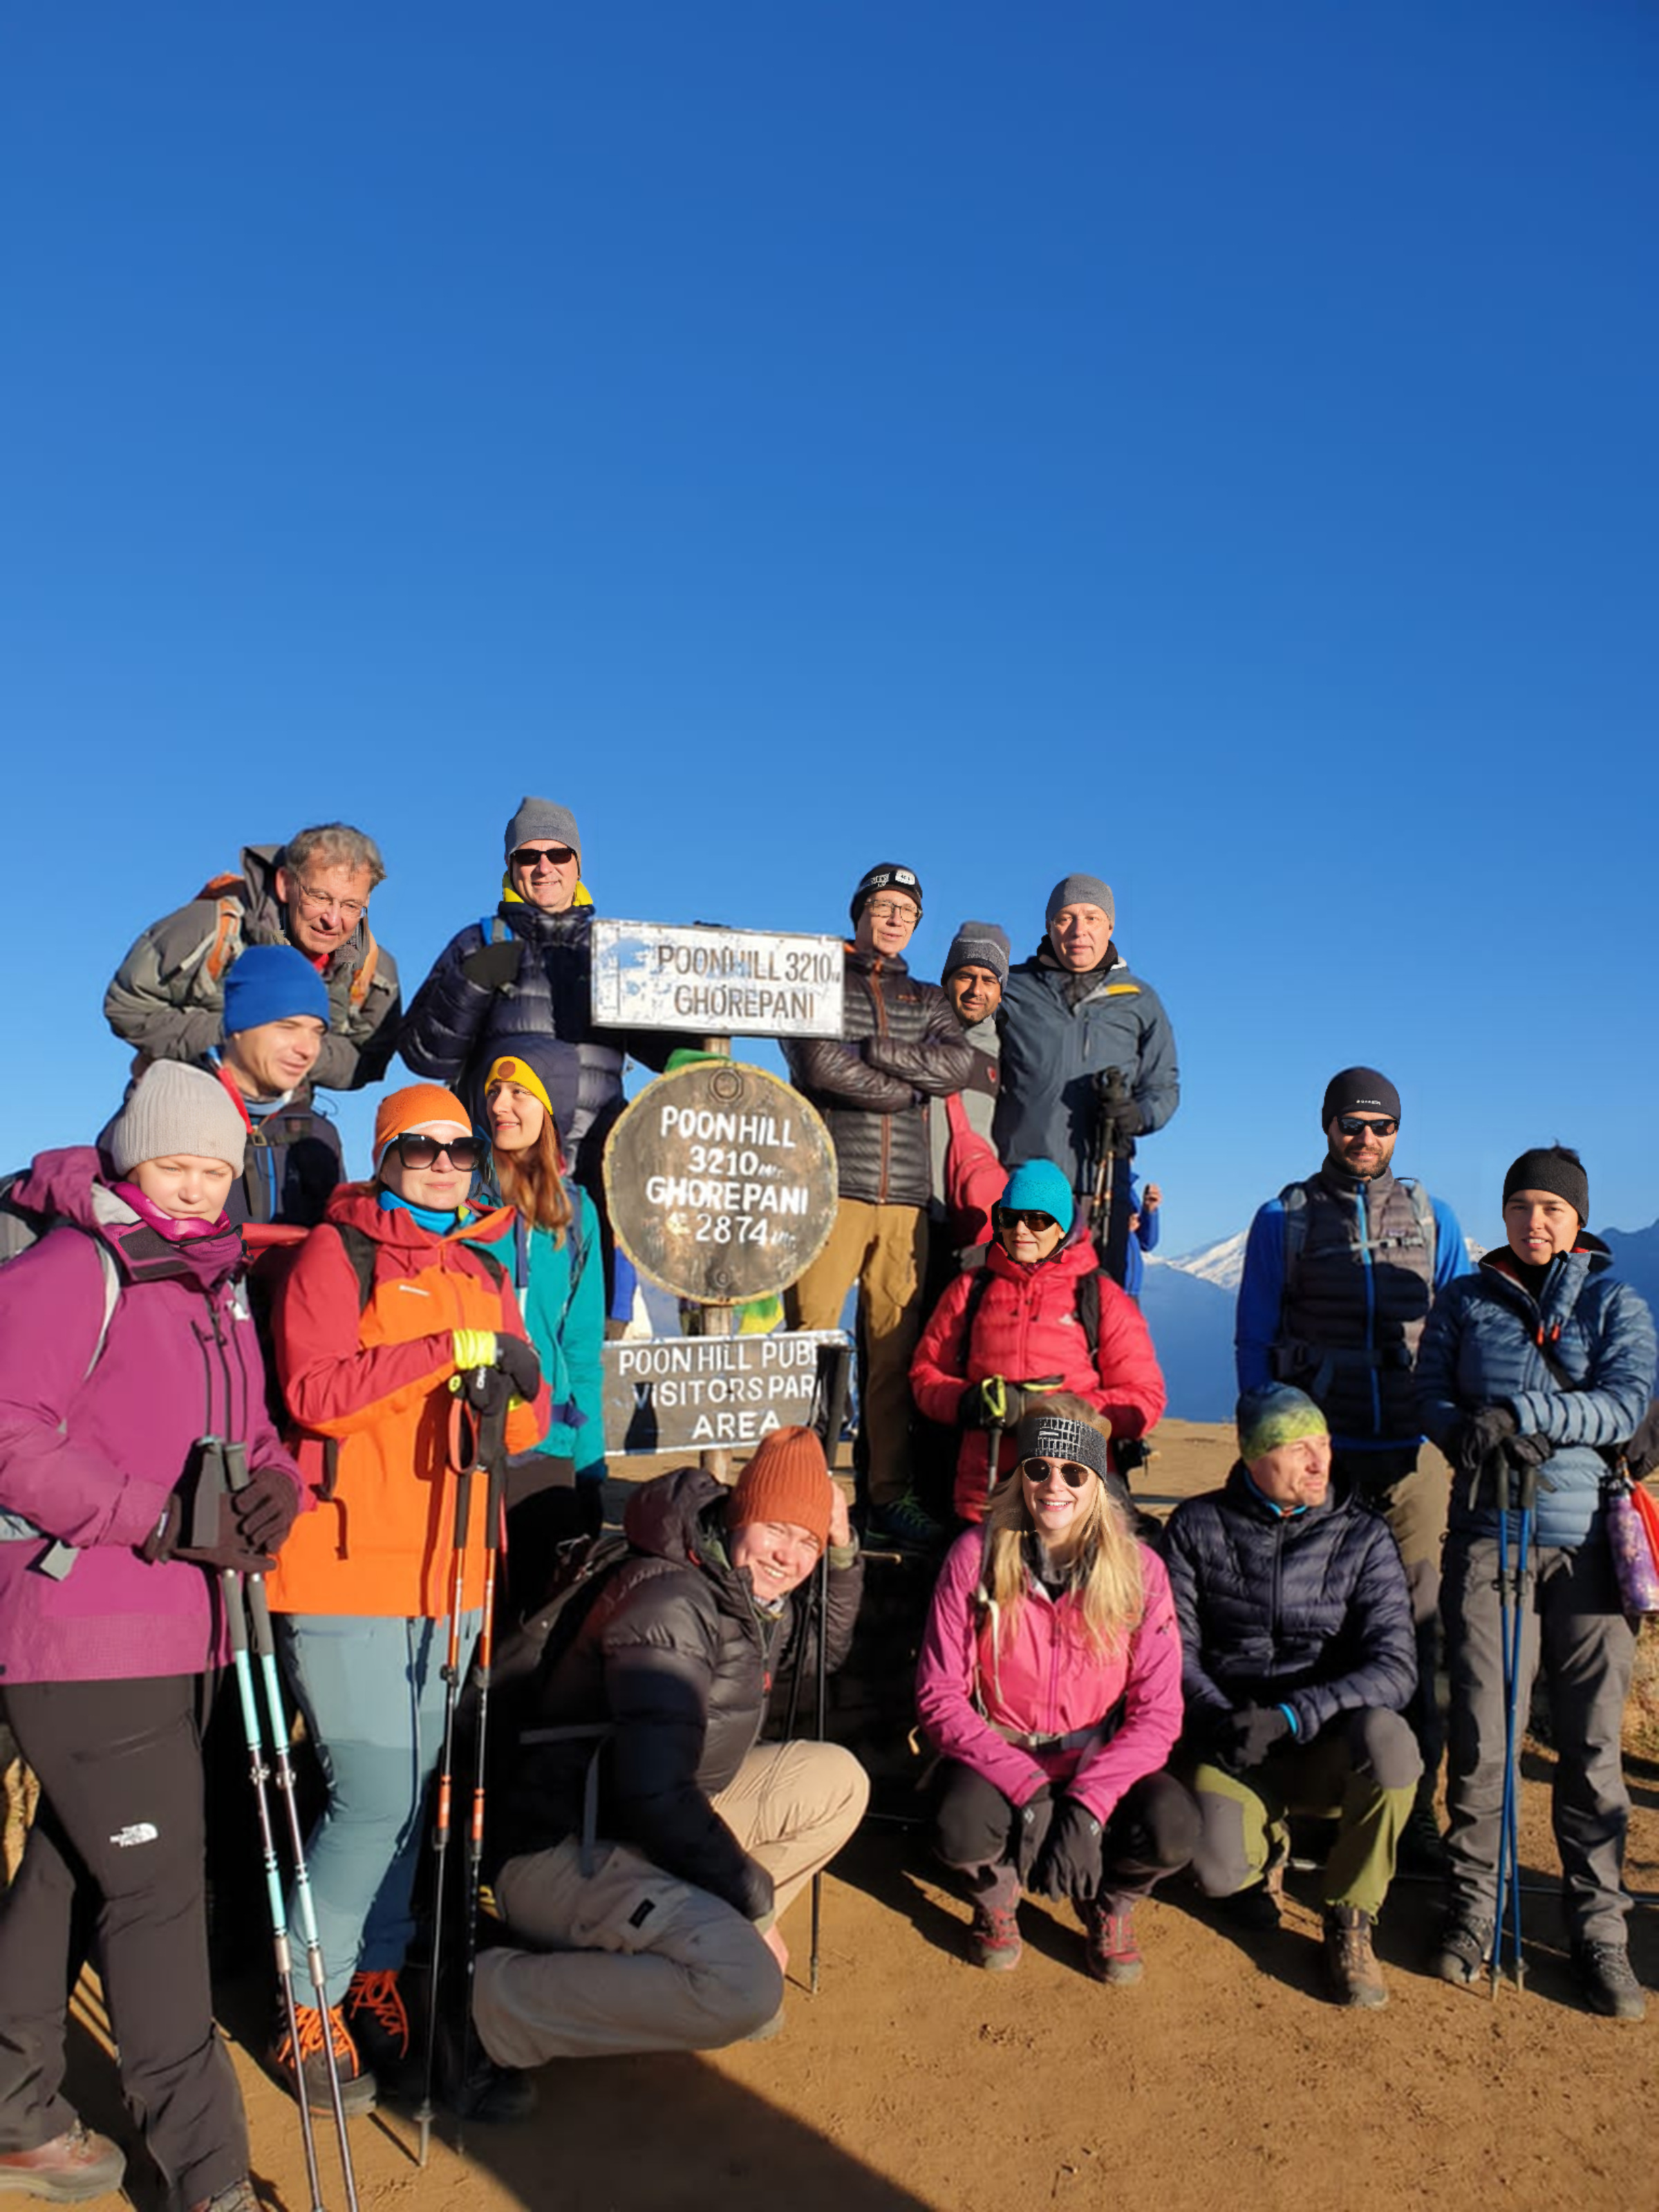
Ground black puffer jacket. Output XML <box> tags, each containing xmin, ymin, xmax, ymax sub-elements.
<box><xmin>500</xmin><ymin>1468</ymin><xmax>863</xmax><ymax>1918</ymax></box>
<box><xmin>399</xmin><ymin>900</ymin><xmax>689</xmax><ymax>1179</ymax></box>
<box><xmin>783</xmin><ymin>947</ymin><xmax>973</xmax><ymax>1208</ymax></box>
<box><xmin>1162</xmin><ymin>1465</ymin><xmax>1416</xmax><ymax>1745</ymax></box>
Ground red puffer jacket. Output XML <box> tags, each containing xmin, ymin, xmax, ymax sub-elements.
<box><xmin>912</xmin><ymin>1236</ymin><xmax>1166</xmax><ymax>1521</ymax></box>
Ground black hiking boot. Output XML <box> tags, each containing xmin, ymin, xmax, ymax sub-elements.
<box><xmin>1572</xmin><ymin>1940</ymin><xmax>1647</xmax><ymax>2021</ymax></box>
<box><xmin>270</xmin><ymin>2000</ymin><xmax>377</xmax><ymax>2117</ymax></box>
<box><xmin>1432</xmin><ymin>1915</ymin><xmax>1492</xmax><ymax>1991</ymax></box>
<box><xmin>438</xmin><ymin>2016</ymin><xmax>537</xmax><ymax>2124</ymax></box>
<box><xmin>344</xmin><ymin>1968</ymin><xmax>411</xmax><ymax>2085</ymax></box>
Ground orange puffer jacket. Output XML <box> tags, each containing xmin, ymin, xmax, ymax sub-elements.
<box><xmin>266</xmin><ymin>1184</ymin><xmax>548</xmax><ymax>1618</ymax></box>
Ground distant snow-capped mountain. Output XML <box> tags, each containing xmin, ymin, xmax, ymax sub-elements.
<box><xmin>1159</xmin><ymin>1231</ymin><xmax>1248</xmax><ymax>1293</ymax></box>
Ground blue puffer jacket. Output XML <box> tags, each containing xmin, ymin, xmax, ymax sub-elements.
<box><xmin>1162</xmin><ymin>1467</ymin><xmax>1416</xmax><ymax>1745</ymax></box>
<box><xmin>399</xmin><ymin>899</ymin><xmax>687</xmax><ymax>1180</ymax></box>
<box><xmin>993</xmin><ymin>943</ymin><xmax>1179</xmax><ymax>1196</ymax></box>
<box><xmin>1416</xmin><ymin>1237</ymin><xmax>1657</xmax><ymax>1553</ymax></box>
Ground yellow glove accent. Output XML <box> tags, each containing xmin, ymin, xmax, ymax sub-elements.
<box><xmin>984</xmin><ymin>1374</ymin><xmax>1007</xmax><ymax>1425</ymax></box>
<box><xmin>452</xmin><ymin>1329</ymin><xmax>497</xmax><ymax>1373</ymax></box>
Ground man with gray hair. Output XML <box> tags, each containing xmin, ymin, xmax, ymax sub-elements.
<box><xmin>105</xmin><ymin>823</ymin><xmax>402</xmax><ymax>1092</ymax></box>
<box><xmin>993</xmin><ymin>873</ymin><xmax>1179</xmax><ymax>1285</ymax></box>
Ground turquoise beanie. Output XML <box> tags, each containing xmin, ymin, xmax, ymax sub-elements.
<box><xmin>997</xmin><ymin>1159</ymin><xmax>1076</xmax><ymax>1233</ymax></box>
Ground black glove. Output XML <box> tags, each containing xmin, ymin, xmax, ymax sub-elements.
<box><xmin>958</xmin><ymin>1377</ymin><xmax>1023</xmax><ymax>1430</ymax></box>
<box><xmin>1011</xmin><ymin>1787</ymin><xmax>1054</xmax><ymax>1884</ymax></box>
<box><xmin>461</xmin><ymin>937</ymin><xmax>522</xmax><ymax>992</ymax></box>
<box><xmin>497</xmin><ymin>1333</ymin><xmax>543</xmax><ymax>1403</ymax></box>
<box><xmin>1453</xmin><ymin>1404</ymin><xmax>1517</xmax><ymax>1475</ymax></box>
<box><xmin>142</xmin><ymin>1496</ymin><xmax>274</xmax><ymax>1575</ymax></box>
<box><xmin>1032</xmin><ymin>1796</ymin><xmax>1105</xmax><ymax>1902</ymax></box>
<box><xmin>230</xmin><ymin>1465</ymin><xmax>301</xmax><ymax>1554</ymax></box>
<box><xmin>1219</xmin><ymin>1704</ymin><xmax>1292</xmax><ymax>1772</ymax></box>
<box><xmin>1504</xmin><ymin>1430</ymin><xmax>1553</xmax><ymax>1469</ymax></box>
<box><xmin>1108</xmin><ymin>1098</ymin><xmax>1146</xmax><ymax>1141</ymax></box>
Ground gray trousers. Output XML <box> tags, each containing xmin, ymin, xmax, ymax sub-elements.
<box><xmin>1441</xmin><ymin>1535</ymin><xmax>1636</xmax><ymax>1945</ymax></box>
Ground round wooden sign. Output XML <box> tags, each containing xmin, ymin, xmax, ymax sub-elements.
<box><xmin>603</xmin><ymin>1061</ymin><xmax>838</xmax><ymax>1304</ymax></box>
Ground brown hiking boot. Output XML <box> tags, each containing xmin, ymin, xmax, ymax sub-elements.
<box><xmin>270</xmin><ymin>1999</ymin><xmax>377</xmax><ymax>2116</ymax></box>
<box><xmin>344</xmin><ymin>1968</ymin><xmax>411</xmax><ymax>2080</ymax></box>
<box><xmin>1323</xmin><ymin>1905</ymin><xmax>1387</xmax><ymax>2009</ymax></box>
<box><xmin>0</xmin><ymin>2123</ymin><xmax>126</xmax><ymax>2203</ymax></box>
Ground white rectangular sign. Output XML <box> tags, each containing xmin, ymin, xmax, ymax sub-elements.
<box><xmin>590</xmin><ymin>918</ymin><xmax>845</xmax><ymax>1038</ymax></box>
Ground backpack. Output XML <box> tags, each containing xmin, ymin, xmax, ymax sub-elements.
<box><xmin>194</xmin><ymin>872</ymin><xmax>382</xmax><ymax>1010</ymax></box>
<box><xmin>0</xmin><ymin>1185</ymin><xmax>148</xmax><ymax>1579</ymax></box>
<box><xmin>1280</xmin><ymin>1175</ymin><xmax>1437</xmax><ymax>1288</ymax></box>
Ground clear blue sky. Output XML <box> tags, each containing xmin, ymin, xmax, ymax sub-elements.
<box><xmin>3</xmin><ymin>3</ymin><xmax>1655</xmax><ymax>1255</ymax></box>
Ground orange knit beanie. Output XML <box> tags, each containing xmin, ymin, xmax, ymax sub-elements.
<box><xmin>727</xmin><ymin>1426</ymin><xmax>832</xmax><ymax>1550</ymax></box>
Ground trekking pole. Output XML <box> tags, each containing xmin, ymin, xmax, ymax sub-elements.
<box><xmin>1490</xmin><ymin>1454</ymin><xmax>1522</xmax><ymax>1999</ymax></box>
<box><xmin>415</xmin><ymin>1382</ymin><xmax>482</xmax><ymax>2168</ymax></box>
<box><xmin>455</xmin><ymin>1377</ymin><xmax>511</xmax><ymax>2159</ymax></box>
<box><xmin>244</xmin><ymin>1570</ymin><xmax>362</xmax><ymax>2212</ymax></box>
<box><xmin>1089</xmin><ymin>1067</ymin><xmax>1129</xmax><ymax>1246</ymax></box>
<box><xmin>221</xmin><ymin>1568</ymin><xmax>326</xmax><ymax>2212</ymax></box>
<box><xmin>810</xmin><ymin>1544</ymin><xmax>830</xmax><ymax>1996</ymax></box>
<box><xmin>1505</xmin><ymin>1459</ymin><xmax>1539</xmax><ymax>1996</ymax></box>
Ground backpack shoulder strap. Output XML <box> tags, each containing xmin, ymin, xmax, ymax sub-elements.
<box><xmin>1397</xmin><ymin>1176</ymin><xmax>1437</xmax><ymax>1259</ymax></box>
<box><xmin>329</xmin><ymin>1221</ymin><xmax>381</xmax><ymax>1313</ymax></box>
<box><xmin>348</xmin><ymin>928</ymin><xmax>381</xmax><ymax>1010</ymax></box>
<box><xmin>1078</xmin><ymin>1267</ymin><xmax>1104</xmax><ymax>1359</ymax></box>
<box><xmin>194</xmin><ymin>875</ymin><xmax>248</xmax><ymax>986</ymax></box>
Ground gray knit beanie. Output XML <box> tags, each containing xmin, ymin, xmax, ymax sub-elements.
<box><xmin>108</xmin><ymin>1062</ymin><xmax>247</xmax><ymax>1176</ymax></box>
<box><xmin>943</xmin><ymin>920</ymin><xmax>1011</xmax><ymax>985</ymax></box>
<box><xmin>1045</xmin><ymin>874</ymin><xmax>1115</xmax><ymax>928</ymax></box>
<box><xmin>504</xmin><ymin>797</ymin><xmax>581</xmax><ymax>866</ymax></box>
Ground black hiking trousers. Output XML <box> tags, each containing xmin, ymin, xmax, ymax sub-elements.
<box><xmin>0</xmin><ymin>1673</ymin><xmax>249</xmax><ymax>2206</ymax></box>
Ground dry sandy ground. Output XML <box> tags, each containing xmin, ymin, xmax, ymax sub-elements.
<box><xmin>52</xmin><ymin>1424</ymin><xmax>1659</xmax><ymax>2212</ymax></box>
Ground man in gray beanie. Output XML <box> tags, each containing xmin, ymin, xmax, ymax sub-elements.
<box><xmin>993</xmin><ymin>873</ymin><xmax>1179</xmax><ymax>1287</ymax></box>
<box><xmin>927</xmin><ymin>921</ymin><xmax>1009</xmax><ymax>1254</ymax></box>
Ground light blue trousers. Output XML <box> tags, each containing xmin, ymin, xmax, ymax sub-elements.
<box><xmin>277</xmin><ymin>1611</ymin><xmax>480</xmax><ymax>2007</ymax></box>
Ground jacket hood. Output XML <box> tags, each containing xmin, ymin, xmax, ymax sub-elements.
<box><xmin>623</xmin><ymin>1465</ymin><xmax>729</xmax><ymax>1565</ymax></box>
<box><xmin>13</xmin><ymin>1146</ymin><xmax>115</xmax><ymax>1230</ymax></box>
<box><xmin>12</xmin><ymin>1146</ymin><xmax>246</xmax><ymax>1289</ymax></box>
<box><xmin>1478</xmin><ymin>1235</ymin><xmax>1613</xmax><ymax>1302</ymax></box>
<box><xmin>324</xmin><ymin>1181</ymin><xmax>519</xmax><ymax>1251</ymax></box>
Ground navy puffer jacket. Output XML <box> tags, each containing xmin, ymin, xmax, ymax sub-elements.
<box><xmin>399</xmin><ymin>901</ymin><xmax>687</xmax><ymax>1179</ymax></box>
<box><xmin>1416</xmin><ymin>1237</ymin><xmax>1657</xmax><ymax>1553</ymax></box>
<box><xmin>1162</xmin><ymin>1468</ymin><xmax>1416</xmax><ymax>1745</ymax></box>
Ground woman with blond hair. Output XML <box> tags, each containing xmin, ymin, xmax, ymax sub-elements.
<box><xmin>915</xmin><ymin>1396</ymin><xmax>1195</xmax><ymax>1982</ymax></box>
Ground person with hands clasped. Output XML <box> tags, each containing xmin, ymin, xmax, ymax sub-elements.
<box><xmin>915</xmin><ymin>1400</ymin><xmax>1197</xmax><ymax>1984</ymax></box>
<box><xmin>1163</xmin><ymin>1385</ymin><xmax>1420</xmax><ymax>2010</ymax></box>
<box><xmin>0</xmin><ymin>1062</ymin><xmax>304</xmax><ymax>2212</ymax></box>
<box><xmin>1416</xmin><ymin>1145</ymin><xmax>1657</xmax><ymax>2018</ymax></box>
<box><xmin>264</xmin><ymin>1083</ymin><xmax>549</xmax><ymax>2115</ymax></box>
<box><xmin>911</xmin><ymin>1160</ymin><xmax>1165</xmax><ymax>1524</ymax></box>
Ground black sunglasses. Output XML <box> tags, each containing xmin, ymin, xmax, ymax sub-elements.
<box><xmin>511</xmin><ymin>843</ymin><xmax>577</xmax><ymax>871</ymax></box>
<box><xmin>1020</xmin><ymin>1456</ymin><xmax>1094</xmax><ymax>1489</ymax></box>
<box><xmin>996</xmin><ymin>1208</ymin><xmax>1058</xmax><ymax>1232</ymax></box>
<box><xmin>389</xmin><ymin>1133</ymin><xmax>487</xmax><ymax>1172</ymax></box>
<box><xmin>1336</xmin><ymin>1116</ymin><xmax>1397</xmax><ymax>1138</ymax></box>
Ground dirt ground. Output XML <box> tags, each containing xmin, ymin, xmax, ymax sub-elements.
<box><xmin>44</xmin><ymin>1424</ymin><xmax>1659</xmax><ymax>2212</ymax></box>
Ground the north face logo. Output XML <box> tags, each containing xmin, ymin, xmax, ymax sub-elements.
<box><xmin>110</xmin><ymin>1822</ymin><xmax>159</xmax><ymax>1848</ymax></box>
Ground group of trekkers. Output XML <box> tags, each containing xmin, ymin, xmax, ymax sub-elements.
<box><xmin>0</xmin><ymin>803</ymin><xmax>1652</xmax><ymax>2211</ymax></box>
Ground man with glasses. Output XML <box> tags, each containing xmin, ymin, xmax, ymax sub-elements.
<box><xmin>993</xmin><ymin>873</ymin><xmax>1179</xmax><ymax>1288</ymax></box>
<box><xmin>1235</xmin><ymin>1065</ymin><xmax>1470</xmax><ymax>1866</ymax></box>
<box><xmin>106</xmin><ymin>823</ymin><xmax>401</xmax><ymax>1093</ymax></box>
<box><xmin>783</xmin><ymin>865</ymin><xmax>974</xmax><ymax>1549</ymax></box>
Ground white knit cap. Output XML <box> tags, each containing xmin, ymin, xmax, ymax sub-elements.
<box><xmin>108</xmin><ymin>1062</ymin><xmax>247</xmax><ymax>1175</ymax></box>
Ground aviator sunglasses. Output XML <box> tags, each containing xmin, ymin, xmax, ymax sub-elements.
<box><xmin>388</xmin><ymin>1133</ymin><xmax>487</xmax><ymax>1172</ymax></box>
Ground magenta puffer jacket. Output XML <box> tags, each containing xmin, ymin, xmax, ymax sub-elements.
<box><xmin>915</xmin><ymin>1525</ymin><xmax>1184</xmax><ymax>1822</ymax></box>
<box><xmin>0</xmin><ymin>1147</ymin><xmax>302</xmax><ymax>1685</ymax></box>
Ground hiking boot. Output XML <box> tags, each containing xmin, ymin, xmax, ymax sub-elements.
<box><xmin>0</xmin><ymin>2124</ymin><xmax>126</xmax><ymax>2203</ymax></box>
<box><xmin>1219</xmin><ymin>1847</ymin><xmax>1285</xmax><ymax>1932</ymax></box>
<box><xmin>1572</xmin><ymin>1940</ymin><xmax>1647</xmax><ymax>2022</ymax></box>
<box><xmin>437</xmin><ymin>2016</ymin><xmax>536</xmax><ymax>2124</ymax></box>
<box><xmin>1322</xmin><ymin>1905</ymin><xmax>1387</xmax><ymax>2009</ymax></box>
<box><xmin>1432</xmin><ymin>1916</ymin><xmax>1492</xmax><ymax>1991</ymax></box>
<box><xmin>966</xmin><ymin>1868</ymin><xmax>1022</xmax><ymax>1971</ymax></box>
<box><xmin>190</xmin><ymin>2184</ymin><xmax>260</xmax><ymax>2212</ymax></box>
<box><xmin>866</xmin><ymin>1492</ymin><xmax>946</xmax><ymax>1553</ymax></box>
<box><xmin>270</xmin><ymin>2000</ymin><xmax>377</xmax><ymax>2117</ymax></box>
<box><xmin>1081</xmin><ymin>1897</ymin><xmax>1144</xmax><ymax>1987</ymax></box>
<box><xmin>344</xmin><ymin>1968</ymin><xmax>411</xmax><ymax>2082</ymax></box>
<box><xmin>1396</xmin><ymin>1801</ymin><xmax>1449</xmax><ymax>1877</ymax></box>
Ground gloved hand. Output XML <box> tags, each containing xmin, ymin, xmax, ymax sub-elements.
<box><xmin>453</xmin><ymin>1329</ymin><xmax>498</xmax><ymax>1374</ymax></box>
<box><xmin>1453</xmin><ymin>1404</ymin><xmax>1517</xmax><ymax>1474</ymax></box>
<box><xmin>142</xmin><ymin>1497</ymin><xmax>274</xmax><ymax>1575</ymax></box>
<box><xmin>1107</xmin><ymin>1098</ymin><xmax>1147</xmax><ymax>1141</ymax></box>
<box><xmin>958</xmin><ymin>1376</ymin><xmax>1024</xmax><ymax>1430</ymax></box>
<box><xmin>1505</xmin><ymin>1430</ymin><xmax>1554</xmax><ymax>1470</ymax></box>
<box><xmin>1011</xmin><ymin>1786</ymin><xmax>1054</xmax><ymax>1884</ymax></box>
<box><xmin>497</xmin><ymin>1333</ymin><xmax>543</xmax><ymax>1403</ymax></box>
<box><xmin>1219</xmin><ymin>1704</ymin><xmax>1292</xmax><ymax>1772</ymax></box>
<box><xmin>1032</xmin><ymin>1795</ymin><xmax>1104</xmax><ymax>1902</ymax></box>
<box><xmin>229</xmin><ymin>1465</ymin><xmax>302</xmax><ymax>1555</ymax></box>
<box><xmin>461</xmin><ymin>938</ymin><xmax>521</xmax><ymax>992</ymax></box>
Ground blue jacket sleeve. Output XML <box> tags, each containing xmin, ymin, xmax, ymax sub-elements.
<box><xmin>397</xmin><ymin>923</ymin><xmax>491</xmax><ymax>1083</ymax></box>
<box><xmin>1414</xmin><ymin>1282</ymin><xmax>1468</xmax><ymax>1450</ymax></box>
<box><xmin>568</xmin><ymin>1190</ymin><xmax>608</xmax><ymax>1483</ymax></box>
<box><xmin>1234</xmin><ymin>1202</ymin><xmax>1285</xmax><ymax>1394</ymax></box>
<box><xmin>1510</xmin><ymin>1281</ymin><xmax>1658</xmax><ymax>1448</ymax></box>
<box><xmin>1432</xmin><ymin>1200</ymin><xmax>1473</xmax><ymax>1291</ymax></box>
<box><xmin>1137</xmin><ymin>1205</ymin><xmax>1160</xmax><ymax>1255</ymax></box>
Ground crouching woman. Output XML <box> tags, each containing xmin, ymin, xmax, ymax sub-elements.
<box><xmin>915</xmin><ymin>1397</ymin><xmax>1197</xmax><ymax>1982</ymax></box>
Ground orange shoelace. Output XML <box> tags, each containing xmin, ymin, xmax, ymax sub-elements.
<box><xmin>346</xmin><ymin>1970</ymin><xmax>409</xmax><ymax>2053</ymax></box>
<box><xmin>279</xmin><ymin>2003</ymin><xmax>357</xmax><ymax>2068</ymax></box>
